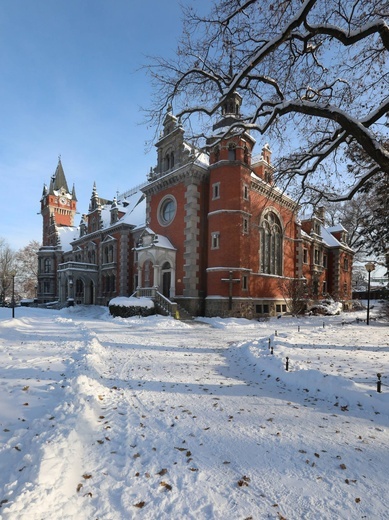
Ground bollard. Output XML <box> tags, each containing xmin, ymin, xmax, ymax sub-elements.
<box><xmin>271</xmin><ymin>346</ymin><xmax>274</xmax><ymax>355</ymax></box>
<box><xmin>323</xmin><ymin>322</ymin><xmax>325</xmax><ymax>328</ymax></box>
<box><xmin>342</xmin><ymin>320</ymin><xmax>345</xmax><ymax>326</ymax></box>
<box><xmin>268</xmin><ymin>338</ymin><xmax>271</xmax><ymax>349</ymax></box>
<box><xmin>275</xmin><ymin>330</ymin><xmax>278</xmax><ymax>337</ymax></box>
<box><xmin>286</xmin><ymin>357</ymin><xmax>289</xmax><ymax>371</ymax></box>
<box><xmin>377</xmin><ymin>373</ymin><xmax>382</xmax><ymax>393</ymax></box>
<box><xmin>298</xmin><ymin>325</ymin><xmax>300</xmax><ymax>332</ymax></box>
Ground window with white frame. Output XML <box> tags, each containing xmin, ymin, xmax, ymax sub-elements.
<box><xmin>212</xmin><ymin>182</ymin><xmax>220</xmax><ymax>200</ymax></box>
<box><xmin>211</xmin><ymin>232</ymin><xmax>220</xmax><ymax>249</ymax></box>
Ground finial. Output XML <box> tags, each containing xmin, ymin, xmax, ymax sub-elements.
<box><xmin>228</xmin><ymin>50</ymin><xmax>233</xmax><ymax>79</ymax></box>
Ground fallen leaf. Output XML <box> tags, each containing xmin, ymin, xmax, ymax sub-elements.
<box><xmin>157</xmin><ymin>469</ymin><xmax>168</xmax><ymax>476</ymax></box>
<box><xmin>160</xmin><ymin>481</ymin><xmax>172</xmax><ymax>491</ymax></box>
<box><xmin>134</xmin><ymin>501</ymin><xmax>145</xmax><ymax>508</ymax></box>
<box><xmin>77</xmin><ymin>483</ymin><xmax>83</xmax><ymax>492</ymax></box>
<box><xmin>82</xmin><ymin>474</ymin><xmax>92</xmax><ymax>480</ymax></box>
<box><xmin>238</xmin><ymin>476</ymin><xmax>251</xmax><ymax>487</ymax></box>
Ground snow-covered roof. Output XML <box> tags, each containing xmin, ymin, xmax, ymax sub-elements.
<box><xmin>301</xmin><ymin>225</ymin><xmax>351</xmax><ymax>250</ymax></box>
<box><xmin>117</xmin><ymin>190</ymin><xmax>146</xmax><ymax>228</ymax></box>
<box><xmin>327</xmin><ymin>224</ymin><xmax>347</xmax><ymax>233</ymax></box>
<box><xmin>182</xmin><ymin>142</ymin><xmax>209</xmax><ymax>168</ymax></box>
<box><xmin>56</xmin><ymin>189</ymin><xmax>146</xmax><ymax>252</ymax></box>
<box><xmin>57</xmin><ymin>226</ymin><xmax>78</xmax><ymax>252</ymax></box>
<box><xmin>153</xmin><ymin>235</ymin><xmax>175</xmax><ymax>249</ymax></box>
<box><xmin>92</xmin><ymin>189</ymin><xmax>146</xmax><ymax>231</ymax></box>
<box><xmin>320</xmin><ymin>226</ymin><xmax>342</xmax><ymax>247</ymax></box>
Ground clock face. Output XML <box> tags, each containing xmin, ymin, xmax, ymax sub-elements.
<box><xmin>60</xmin><ymin>197</ymin><xmax>66</xmax><ymax>205</ymax></box>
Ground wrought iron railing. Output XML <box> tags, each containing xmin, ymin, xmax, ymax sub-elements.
<box><xmin>135</xmin><ymin>287</ymin><xmax>178</xmax><ymax>317</ymax></box>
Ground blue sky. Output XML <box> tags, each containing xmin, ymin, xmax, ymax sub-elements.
<box><xmin>0</xmin><ymin>0</ymin><xmax>210</xmax><ymax>250</ymax></box>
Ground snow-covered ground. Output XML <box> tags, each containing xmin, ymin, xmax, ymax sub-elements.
<box><xmin>0</xmin><ymin>303</ymin><xmax>388</xmax><ymax>520</ymax></box>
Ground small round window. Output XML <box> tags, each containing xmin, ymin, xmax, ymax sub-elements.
<box><xmin>159</xmin><ymin>197</ymin><xmax>176</xmax><ymax>225</ymax></box>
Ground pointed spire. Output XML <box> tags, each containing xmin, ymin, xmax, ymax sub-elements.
<box><xmin>89</xmin><ymin>182</ymin><xmax>100</xmax><ymax>211</ymax></box>
<box><xmin>228</xmin><ymin>49</ymin><xmax>234</xmax><ymax>80</ymax></box>
<box><xmin>71</xmin><ymin>183</ymin><xmax>77</xmax><ymax>202</ymax></box>
<box><xmin>52</xmin><ymin>157</ymin><xmax>69</xmax><ymax>193</ymax></box>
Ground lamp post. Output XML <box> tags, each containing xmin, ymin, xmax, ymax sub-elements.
<box><xmin>68</xmin><ymin>277</ymin><xmax>74</xmax><ymax>306</ymax></box>
<box><xmin>365</xmin><ymin>262</ymin><xmax>375</xmax><ymax>325</ymax></box>
<box><xmin>10</xmin><ymin>269</ymin><xmax>16</xmax><ymax>319</ymax></box>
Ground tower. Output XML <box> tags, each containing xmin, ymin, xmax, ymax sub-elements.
<box><xmin>205</xmin><ymin>92</ymin><xmax>256</xmax><ymax>315</ymax></box>
<box><xmin>40</xmin><ymin>158</ymin><xmax>77</xmax><ymax>246</ymax></box>
<box><xmin>37</xmin><ymin>159</ymin><xmax>77</xmax><ymax>304</ymax></box>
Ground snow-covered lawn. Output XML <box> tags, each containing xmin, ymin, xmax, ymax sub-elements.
<box><xmin>0</xmin><ymin>304</ymin><xmax>388</xmax><ymax>520</ymax></box>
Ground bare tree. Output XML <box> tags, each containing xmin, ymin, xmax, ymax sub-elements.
<box><xmin>15</xmin><ymin>240</ymin><xmax>40</xmax><ymax>299</ymax></box>
<box><xmin>0</xmin><ymin>238</ymin><xmax>16</xmax><ymax>305</ymax></box>
<box><xmin>278</xmin><ymin>277</ymin><xmax>307</xmax><ymax>315</ymax></box>
<box><xmin>326</xmin><ymin>196</ymin><xmax>371</xmax><ymax>256</ymax></box>
<box><xmin>146</xmin><ymin>0</ymin><xmax>389</xmax><ymax>205</ymax></box>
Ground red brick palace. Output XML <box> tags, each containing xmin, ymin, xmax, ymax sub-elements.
<box><xmin>37</xmin><ymin>94</ymin><xmax>354</xmax><ymax>317</ymax></box>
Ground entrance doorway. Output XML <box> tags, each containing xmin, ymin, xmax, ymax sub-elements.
<box><xmin>161</xmin><ymin>262</ymin><xmax>171</xmax><ymax>298</ymax></box>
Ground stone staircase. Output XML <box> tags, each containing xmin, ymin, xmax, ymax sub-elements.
<box><xmin>174</xmin><ymin>303</ymin><xmax>193</xmax><ymax>321</ymax></box>
<box><xmin>135</xmin><ymin>288</ymin><xmax>193</xmax><ymax>320</ymax></box>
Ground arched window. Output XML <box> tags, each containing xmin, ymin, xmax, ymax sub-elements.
<box><xmin>165</xmin><ymin>154</ymin><xmax>170</xmax><ymax>171</ymax></box>
<box><xmin>260</xmin><ymin>212</ymin><xmax>283</xmax><ymax>275</ymax></box>
<box><xmin>170</xmin><ymin>152</ymin><xmax>174</xmax><ymax>168</ymax></box>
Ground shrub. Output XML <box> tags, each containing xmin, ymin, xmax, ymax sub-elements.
<box><xmin>108</xmin><ymin>297</ymin><xmax>155</xmax><ymax>318</ymax></box>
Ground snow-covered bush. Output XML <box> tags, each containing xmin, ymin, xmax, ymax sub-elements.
<box><xmin>109</xmin><ymin>296</ymin><xmax>155</xmax><ymax>318</ymax></box>
<box><xmin>307</xmin><ymin>299</ymin><xmax>343</xmax><ymax>316</ymax></box>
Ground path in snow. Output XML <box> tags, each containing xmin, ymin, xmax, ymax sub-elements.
<box><xmin>0</xmin><ymin>309</ymin><xmax>388</xmax><ymax>519</ymax></box>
